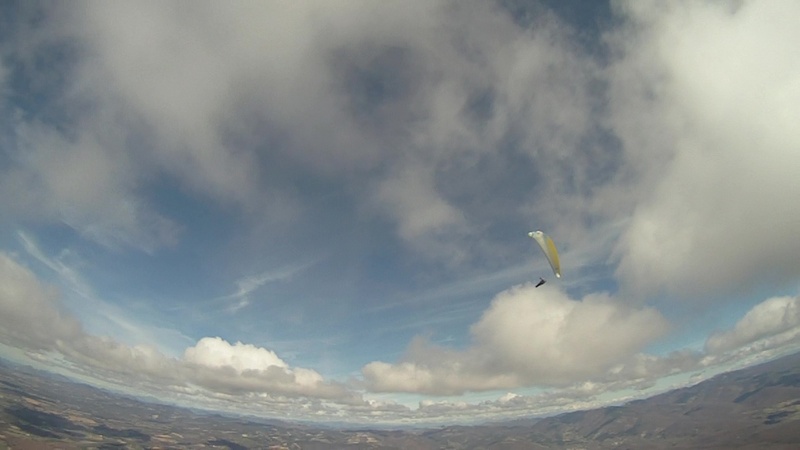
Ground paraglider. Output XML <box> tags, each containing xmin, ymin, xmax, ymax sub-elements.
<box><xmin>535</xmin><ymin>277</ymin><xmax>546</xmax><ymax>288</ymax></box>
<box><xmin>528</xmin><ymin>230</ymin><xmax>561</xmax><ymax>278</ymax></box>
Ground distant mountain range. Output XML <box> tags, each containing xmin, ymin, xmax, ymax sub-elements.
<box><xmin>1</xmin><ymin>352</ymin><xmax>799</xmax><ymax>449</ymax></box>
<box><xmin>461</xmin><ymin>351</ymin><xmax>800</xmax><ymax>449</ymax></box>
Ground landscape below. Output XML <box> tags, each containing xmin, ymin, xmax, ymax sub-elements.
<box><xmin>1</xmin><ymin>352</ymin><xmax>800</xmax><ymax>449</ymax></box>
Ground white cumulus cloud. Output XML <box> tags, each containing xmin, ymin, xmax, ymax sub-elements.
<box><xmin>363</xmin><ymin>283</ymin><xmax>668</xmax><ymax>394</ymax></box>
<box><xmin>706</xmin><ymin>295</ymin><xmax>800</xmax><ymax>354</ymax></box>
<box><xmin>184</xmin><ymin>337</ymin><xmax>289</xmax><ymax>372</ymax></box>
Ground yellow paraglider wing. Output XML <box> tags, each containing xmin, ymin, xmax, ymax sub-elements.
<box><xmin>544</xmin><ymin>234</ymin><xmax>561</xmax><ymax>278</ymax></box>
<box><xmin>528</xmin><ymin>231</ymin><xmax>561</xmax><ymax>278</ymax></box>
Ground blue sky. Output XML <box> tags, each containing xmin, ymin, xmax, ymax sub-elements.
<box><xmin>1</xmin><ymin>0</ymin><xmax>799</xmax><ymax>426</ymax></box>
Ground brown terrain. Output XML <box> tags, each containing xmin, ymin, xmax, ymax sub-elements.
<box><xmin>1</xmin><ymin>352</ymin><xmax>799</xmax><ymax>449</ymax></box>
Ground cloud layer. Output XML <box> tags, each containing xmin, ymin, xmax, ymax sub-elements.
<box><xmin>3</xmin><ymin>1</ymin><xmax>796</xmax><ymax>285</ymax></box>
<box><xmin>2</xmin><ymin>249</ymin><xmax>799</xmax><ymax>424</ymax></box>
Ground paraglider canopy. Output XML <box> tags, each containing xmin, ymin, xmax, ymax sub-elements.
<box><xmin>528</xmin><ymin>231</ymin><xmax>561</xmax><ymax>278</ymax></box>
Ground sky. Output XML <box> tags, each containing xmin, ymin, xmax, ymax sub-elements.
<box><xmin>0</xmin><ymin>0</ymin><xmax>799</xmax><ymax>427</ymax></box>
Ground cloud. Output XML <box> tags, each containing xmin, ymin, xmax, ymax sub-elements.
<box><xmin>363</xmin><ymin>283</ymin><xmax>668</xmax><ymax>395</ymax></box>
<box><xmin>0</xmin><ymin>4</ymin><xmax>181</xmax><ymax>253</ymax></box>
<box><xmin>3</xmin><ymin>246</ymin><xmax>799</xmax><ymax>425</ymax></box>
<box><xmin>182</xmin><ymin>337</ymin><xmax>352</xmax><ymax>400</ymax></box>
<box><xmin>375</xmin><ymin>164</ymin><xmax>464</xmax><ymax>241</ymax></box>
<box><xmin>1</xmin><ymin>0</ymin><xmax>608</xmax><ymax>265</ymax></box>
<box><xmin>217</xmin><ymin>263</ymin><xmax>314</xmax><ymax>313</ymax></box>
<box><xmin>185</xmin><ymin>337</ymin><xmax>289</xmax><ymax>372</ymax></box>
<box><xmin>0</xmin><ymin>253</ymin><xmax>83</xmax><ymax>350</ymax></box>
<box><xmin>2</xmin><ymin>0</ymin><xmax>793</xmax><ymax>279</ymax></box>
<box><xmin>2</xmin><ymin>120</ymin><xmax>180</xmax><ymax>253</ymax></box>
<box><xmin>15</xmin><ymin>232</ymin><xmax>197</xmax><ymax>355</ymax></box>
<box><xmin>602</xmin><ymin>295</ymin><xmax>800</xmax><ymax>392</ymax></box>
<box><xmin>607</xmin><ymin>0</ymin><xmax>800</xmax><ymax>297</ymax></box>
<box><xmin>471</xmin><ymin>286</ymin><xmax>668</xmax><ymax>381</ymax></box>
<box><xmin>706</xmin><ymin>295</ymin><xmax>800</xmax><ymax>355</ymax></box>
<box><xmin>388</xmin><ymin>292</ymin><xmax>800</xmax><ymax>424</ymax></box>
<box><xmin>0</xmin><ymin>251</ymin><xmax>359</xmax><ymax>409</ymax></box>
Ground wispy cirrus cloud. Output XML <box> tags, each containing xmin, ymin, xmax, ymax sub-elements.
<box><xmin>217</xmin><ymin>262</ymin><xmax>316</xmax><ymax>313</ymax></box>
